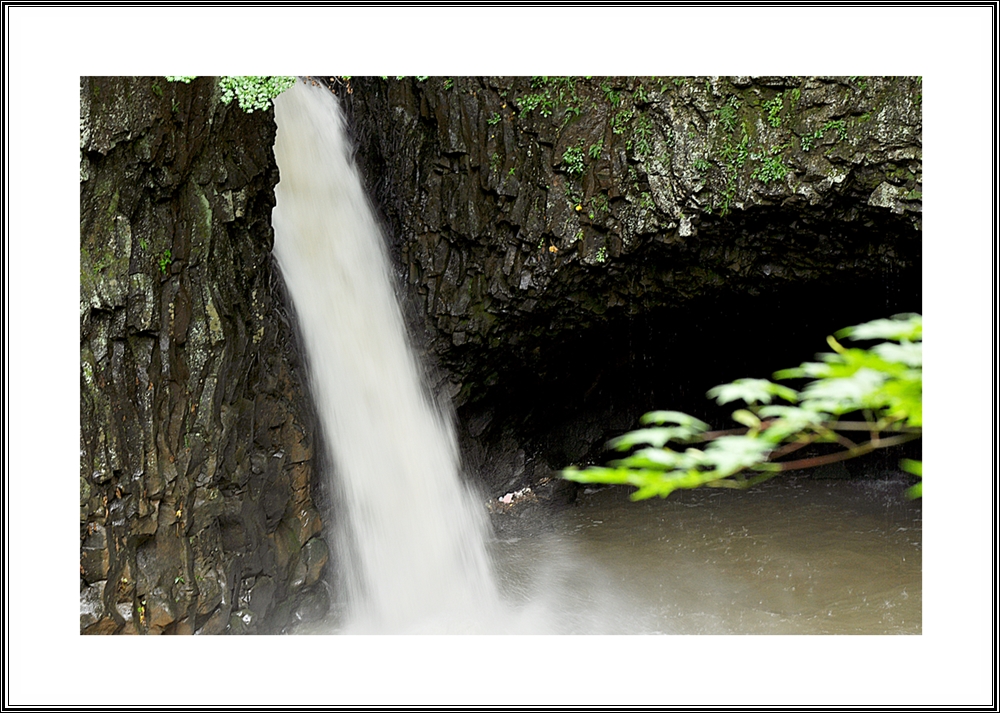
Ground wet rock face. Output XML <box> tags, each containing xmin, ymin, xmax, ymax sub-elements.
<box><xmin>80</xmin><ymin>77</ymin><xmax>329</xmax><ymax>634</ymax></box>
<box><xmin>342</xmin><ymin>76</ymin><xmax>922</xmax><ymax>494</ymax></box>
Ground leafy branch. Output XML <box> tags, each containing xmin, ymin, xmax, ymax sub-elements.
<box><xmin>562</xmin><ymin>314</ymin><xmax>922</xmax><ymax>500</ymax></box>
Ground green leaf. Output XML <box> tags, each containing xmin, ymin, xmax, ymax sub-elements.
<box><xmin>610</xmin><ymin>447</ymin><xmax>696</xmax><ymax>471</ymax></box>
<box><xmin>872</xmin><ymin>341</ymin><xmax>922</xmax><ymax>367</ymax></box>
<box><xmin>837</xmin><ymin>313</ymin><xmax>922</xmax><ymax>342</ymax></box>
<box><xmin>701</xmin><ymin>436</ymin><xmax>773</xmax><ymax>476</ymax></box>
<box><xmin>756</xmin><ymin>404</ymin><xmax>830</xmax><ymax>441</ymax></box>
<box><xmin>708</xmin><ymin>378</ymin><xmax>798</xmax><ymax>406</ymax></box>
<box><xmin>900</xmin><ymin>459</ymin><xmax>922</xmax><ymax>477</ymax></box>
<box><xmin>798</xmin><ymin>367</ymin><xmax>887</xmax><ymax>413</ymax></box>
<box><xmin>639</xmin><ymin>410</ymin><xmax>710</xmax><ymax>430</ymax></box>
<box><xmin>731</xmin><ymin>409</ymin><xmax>761</xmax><ymax>430</ymax></box>
<box><xmin>607</xmin><ymin>426</ymin><xmax>701</xmax><ymax>451</ymax></box>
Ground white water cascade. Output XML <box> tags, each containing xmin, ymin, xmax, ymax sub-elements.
<box><xmin>271</xmin><ymin>79</ymin><xmax>508</xmax><ymax>633</ymax></box>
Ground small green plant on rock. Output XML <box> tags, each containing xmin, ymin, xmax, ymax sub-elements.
<box><xmin>763</xmin><ymin>94</ymin><xmax>783</xmax><ymax>128</ymax></box>
<box><xmin>632</xmin><ymin>113</ymin><xmax>654</xmax><ymax>157</ymax></box>
<box><xmin>800</xmin><ymin>119</ymin><xmax>848</xmax><ymax>152</ymax></box>
<box><xmin>158</xmin><ymin>249</ymin><xmax>172</xmax><ymax>275</ymax></box>
<box><xmin>563</xmin><ymin>146</ymin><xmax>586</xmax><ymax>176</ymax></box>
<box><xmin>753</xmin><ymin>155</ymin><xmax>789</xmax><ymax>184</ymax></box>
<box><xmin>612</xmin><ymin>109</ymin><xmax>633</xmax><ymax>135</ymax></box>
<box><xmin>715</xmin><ymin>96</ymin><xmax>740</xmax><ymax>133</ymax></box>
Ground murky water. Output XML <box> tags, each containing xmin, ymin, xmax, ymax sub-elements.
<box><xmin>493</xmin><ymin>475</ymin><xmax>921</xmax><ymax>634</ymax></box>
<box><xmin>296</xmin><ymin>473</ymin><xmax>920</xmax><ymax>634</ymax></box>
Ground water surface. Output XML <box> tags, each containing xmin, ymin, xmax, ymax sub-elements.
<box><xmin>493</xmin><ymin>474</ymin><xmax>921</xmax><ymax>634</ymax></box>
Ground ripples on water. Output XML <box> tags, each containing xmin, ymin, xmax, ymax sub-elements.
<box><xmin>492</xmin><ymin>474</ymin><xmax>921</xmax><ymax>635</ymax></box>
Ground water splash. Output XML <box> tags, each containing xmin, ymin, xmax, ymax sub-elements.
<box><xmin>271</xmin><ymin>79</ymin><xmax>503</xmax><ymax>632</ymax></box>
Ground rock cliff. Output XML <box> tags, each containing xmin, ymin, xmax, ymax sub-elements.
<box><xmin>341</xmin><ymin>76</ymin><xmax>922</xmax><ymax>495</ymax></box>
<box><xmin>80</xmin><ymin>77</ymin><xmax>329</xmax><ymax>634</ymax></box>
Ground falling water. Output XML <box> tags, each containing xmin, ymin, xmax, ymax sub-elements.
<box><xmin>271</xmin><ymin>79</ymin><xmax>504</xmax><ymax>632</ymax></box>
<box><xmin>269</xmin><ymin>79</ymin><xmax>922</xmax><ymax>636</ymax></box>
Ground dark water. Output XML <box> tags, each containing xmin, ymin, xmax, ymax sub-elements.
<box><xmin>492</xmin><ymin>474</ymin><xmax>921</xmax><ymax>634</ymax></box>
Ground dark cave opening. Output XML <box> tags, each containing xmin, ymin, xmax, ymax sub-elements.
<box><xmin>458</xmin><ymin>260</ymin><xmax>921</xmax><ymax>492</ymax></box>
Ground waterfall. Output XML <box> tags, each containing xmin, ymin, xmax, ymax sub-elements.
<box><xmin>271</xmin><ymin>79</ymin><xmax>504</xmax><ymax>632</ymax></box>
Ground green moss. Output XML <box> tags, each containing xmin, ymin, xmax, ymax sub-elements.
<box><xmin>885</xmin><ymin>164</ymin><xmax>917</xmax><ymax>182</ymax></box>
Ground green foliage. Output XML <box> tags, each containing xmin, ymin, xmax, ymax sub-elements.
<box><xmin>517</xmin><ymin>77</ymin><xmax>582</xmax><ymax>124</ymax></box>
<box><xmin>158</xmin><ymin>249</ymin><xmax>172</xmax><ymax>275</ymax></box>
<box><xmin>753</xmin><ymin>155</ymin><xmax>789</xmax><ymax>184</ymax></box>
<box><xmin>693</xmin><ymin>158</ymin><xmax>711</xmax><ymax>172</ymax></box>
<box><xmin>444</xmin><ymin>78</ymin><xmax>454</xmax><ymax>90</ymax></box>
<box><xmin>825</xmin><ymin>119</ymin><xmax>848</xmax><ymax>141</ymax></box>
<box><xmin>165</xmin><ymin>76</ymin><xmax>296</xmax><ymax>112</ymax></box>
<box><xmin>612</xmin><ymin>108</ymin><xmax>633</xmax><ymax>135</ymax></box>
<box><xmin>595</xmin><ymin>246</ymin><xmax>608</xmax><ymax>263</ymax></box>
<box><xmin>601</xmin><ymin>79</ymin><xmax>622</xmax><ymax>107</ymax></box>
<box><xmin>632</xmin><ymin>113</ymin><xmax>654</xmax><ymax>156</ymax></box>
<box><xmin>802</xmin><ymin>119</ymin><xmax>849</xmax><ymax>152</ymax></box>
<box><xmin>588</xmin><ymin>139</ymin><xmax>604</xmax><ymax>159</ymax></box>
<box><xmin>715</xmin><ymin>96</ymin><xmax>740</xmax><ymax>133</ymax></box>
<box><xmin>563</xmin><ymin>314</ymin><xmax>922</xmax><ymax>500</ymax></box>
<box><xmin>763</xmin><ymin>94</ymin><xmax>783</xmax><ymax>127</ymax></box>
<box><xmin>562</xmin><ymin>146</ymin><xmax>586</xmax><ymax>176</ymax></box>
<box><xmin>487</xmin><ymin>112</ymin><xmax>502</xmax><ymax>126</ymax></box>
<box><xmin>219</xmin><ymin>76</ymin><xmax>296</xmax><ymax>112</ymax></box>
<box><xmin>587</xmin><ymin>193</ymin><xmax>611</xmax><ymax>220</ymax></box>
<box><xmin>633</xmin><ymin>82</ymin><xmax>650</xmax><ymax>105</ymax></box>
